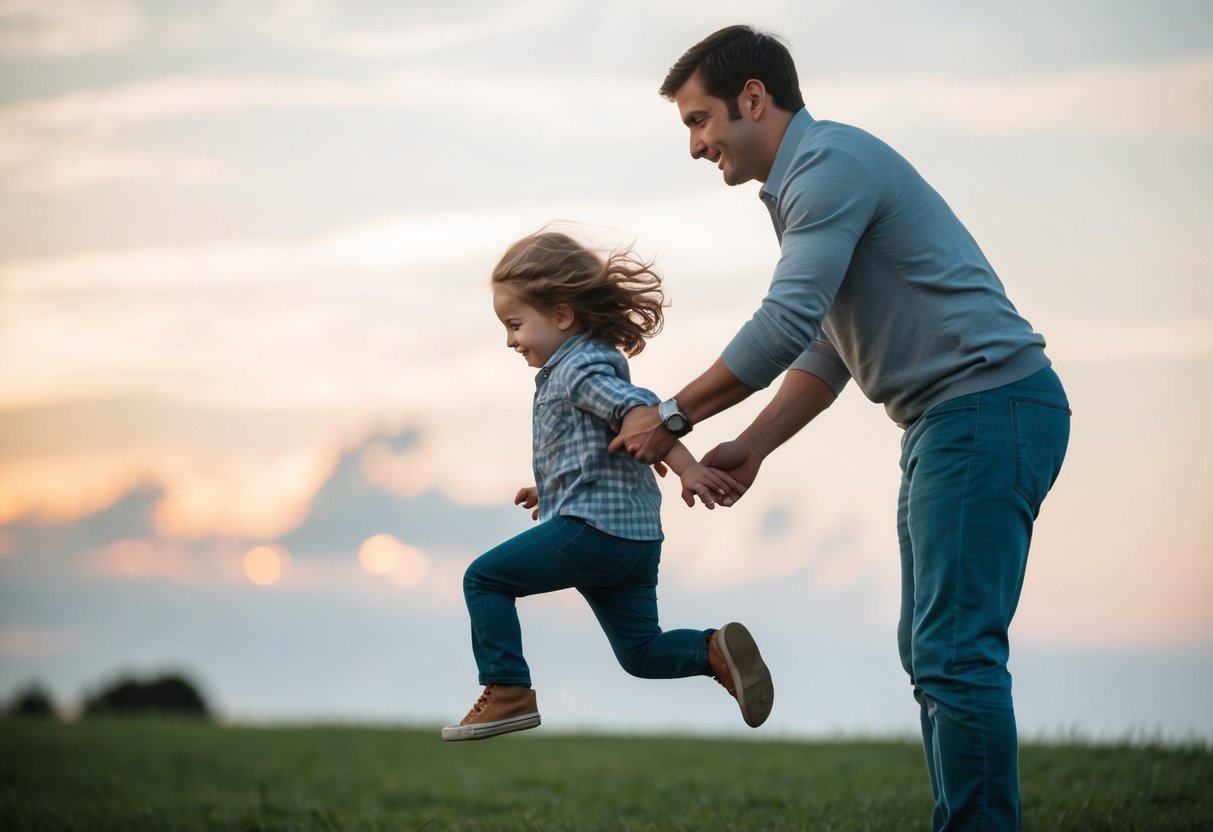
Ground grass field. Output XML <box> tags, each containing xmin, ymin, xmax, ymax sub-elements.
<box><xmin>2</xmin><ymin>718</ymin><xmax>1211</xmax><ymax>831</ymax></box>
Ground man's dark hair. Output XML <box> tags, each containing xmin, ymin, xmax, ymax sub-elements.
<box><xmin>659</xmin><ymin>25</ymin><xmax>805</xmax><ymax>119</ymax></box>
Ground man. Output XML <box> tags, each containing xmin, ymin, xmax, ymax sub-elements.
<box><xmin>609</xmin><ymin>25</ymin><xmax>1071</xmax><ymax>832</ymax></box>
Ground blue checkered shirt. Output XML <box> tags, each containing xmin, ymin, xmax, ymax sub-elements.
<box><xmin>532</xmin><ymin>333</ymin><xmax>663</xmax><ymax>541</ymax></box>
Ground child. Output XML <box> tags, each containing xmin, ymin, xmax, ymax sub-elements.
<box><xmin>442</xmin><ymin>230</ymin><xmax>774</xmax><ymax>741</ymax></box>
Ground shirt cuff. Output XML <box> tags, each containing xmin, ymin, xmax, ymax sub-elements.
<box><xmin>609</xmin><ymin>390</ymin><xmax>660</xmax><ymax>427</ymax></box>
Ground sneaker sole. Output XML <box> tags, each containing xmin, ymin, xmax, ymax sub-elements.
<box><xmin>718</xmin><ymin>622</ymin><xmax>774</xmax><ymax>728</ymax></box>
<box><xmin>441</xmin><ymin>712</ymin><xmax>541</xmax><ymax>742</ymax></box>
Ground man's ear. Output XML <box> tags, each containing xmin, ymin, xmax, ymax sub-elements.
<box><xmin>554</xmin><ymin>303</ymin><xmax>577</xmax><ymax>331</ymax></box>
<box><xmin>740</xmin><ymin>79</ymin><xmax>767</xmax><ymax>120</ymax></box>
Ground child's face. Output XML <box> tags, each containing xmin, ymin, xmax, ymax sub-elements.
<box><xmin>492</xmin><ymin>285</ymin><xmax>576</xmax><ymax>368</ymax></box>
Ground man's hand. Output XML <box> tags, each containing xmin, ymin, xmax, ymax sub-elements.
<box><xmin>700</xmin><ymin>441</ymin><xmax>764</xmax><ymax>498</ymax></box>
<box><xmin>608</xmin><ymin>404</ymin><xmax>677</xmax><ymax>464</ymax></box>
<box><xmin>514</xmin><ymin>486</ymin><xmax>539</xmax><ymax>521</ymax></box>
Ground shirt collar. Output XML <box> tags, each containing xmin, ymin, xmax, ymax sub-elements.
<box><xmin>760</xmin><ymin>108</ymin><xmax>814</xmax><ymax>206</ymax></box>
<box><xmin>536</xmin><ymin>331</ymin><xmax>590</xmax><ymax>381</ymax></box>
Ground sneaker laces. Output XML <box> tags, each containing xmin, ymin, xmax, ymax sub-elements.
<box><xmin>462</xmin><ymin>687</ymin><xmax>493</xmax><ymax>722</ymax></box>
<box><xmin>713</xmin><ymin>673</ymin><xmax>737</xmax><ymax>699</ymax></box>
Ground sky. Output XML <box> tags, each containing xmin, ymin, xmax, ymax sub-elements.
<box><xmin>1</xmin><ymin>0</ymin><xmax>1211</xmax><ymax>743</ymax></box>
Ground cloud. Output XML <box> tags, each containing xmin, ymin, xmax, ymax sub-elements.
<box><xmin>9</xmin><ymin>57</ymin><xmax>1206</xmax><ymax>140</ymax></box>
<box><xmin>7</xmin><ymin>148</ymin><xmax>219</xmax><ymax>194</ymax></box>
<box><xmin>0</xmin><ymin>194</ymin><xmax>772</xmax><ymax>411</ymax></box>
<box><xmin>0</xmin><ymin>208</ymin><xmax>520</xmax><ymax>408</ymax></box>
<box><xmin>0</xmin><ymin>426</ymin><xmax>525</xmax><ymax>600</ymax></box>
<box><xmin>6</xmin><ymin>51</ymin><xmax>1207</xmax><ymax>195</ymax></box>
<box><xmin>0</xmin><ymin>65</ymin><xmax>667</xmax><ymax>193</ymax></box>
<box><xmin>0</xmin><ymin>0</ymin><xmax>143</xmax><ymax>59</ymax></box>
<box><xmin>0</xmin><ymin>395</ymin><xmax>343</xmax><ymax>460</ymax></box>
<box><xmin>1048</xmin><ymin>316</ymin><xmax>1213</xmax><ymax>364</ymax></box>
<box><xmin>277</xmin><ymin>428</ymin><xmax>527</xmax><ymax>557</ymax></box>
<box><xmin>0</xmin><ymin>626</ymin><xmax>77</xmax><ymax>657</ymax></box>
<box><xmin>0</xmin><ymin>210</ymin><xmax>516</xmax><ymax>295</ymax></box>
<box><xmin>252</xmin><ymin>0</ymin><xmax>567</xmax><ymax>60</ymax></box>
<box><xmin>80</xmin><ymin>537</ymin><xmax>242</xmax><ymax>584</ymax></box>
<box><xmin>812</xmin><ymin>56</ymin><xmax>1213</xmax><ymax>140</ymax></box>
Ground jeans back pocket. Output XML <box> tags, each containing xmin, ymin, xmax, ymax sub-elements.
<box><xmin>1010</xmin><ymin>397</ymin><xmax>1071</xmax><ymax>514</ymax></box>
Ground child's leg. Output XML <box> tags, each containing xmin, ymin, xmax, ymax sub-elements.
<box><xmin>463</xmin><ymin>517</ymin><xmax>588</xmax><ymax>685</ymax></box>
<box><xmin>563</xmin><ymin>526</ymin><xmax>713</xmax><ymax>679</ymax></box>
<box><xmin>581</xmin><ymin>584</ymin><xmax>714</xmax><ymax>679</ymax></box>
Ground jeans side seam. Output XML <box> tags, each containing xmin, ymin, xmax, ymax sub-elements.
<box><xmin>949</xmin><ymin>395</ymin><xmax>982</xmax><ymax>684</ymax></box>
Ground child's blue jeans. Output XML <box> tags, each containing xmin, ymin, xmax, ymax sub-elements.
<box><xmin>463</xmin><ymin>515</ymin><xmax>713</xmax><ymax>686</ymax></box>
<box><xmin>898</xmin><ymin>366</ymin><xmax>1070</xmax><ymax>832</ymax></box>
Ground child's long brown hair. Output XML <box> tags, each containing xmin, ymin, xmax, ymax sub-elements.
<box><xmin>492</xmin><ymin>230</ymin><xmax>666</xmax><ymax>357</ymax></box>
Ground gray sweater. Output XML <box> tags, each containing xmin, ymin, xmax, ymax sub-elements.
<box><xmin>722</xmin><ymin>109</ymin><xmax>1050</xmax><ymax>427</ymax></box>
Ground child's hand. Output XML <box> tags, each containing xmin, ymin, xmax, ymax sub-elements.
<box><xmin>514</xmin><ymin>486</ymin><xmax>539</xmax><ymax>521</ymax></box>
<box><xmin>678</xmin><ymin>463</ymin><xmax>746</xmax><ymax>510</ymax></box>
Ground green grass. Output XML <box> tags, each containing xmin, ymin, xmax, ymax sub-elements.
<box><xmin>1</xmin><ymin>718</ymin><xmax>1210</xmax><ymax>831</ymax></box>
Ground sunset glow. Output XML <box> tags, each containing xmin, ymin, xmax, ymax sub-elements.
<box><xmin>358</xmin><ymin>534</ymin><xmax>403</xmax><ymax>574</ymax></box>
<box><xmin>386</xmin><ymin>545</ymin><xmax>429</xmax><ymax>588</ymax></box>
<box><xmin>89</xmin><ymin>538</ymin><xmax>157</xmax><ymax>578</ymax></box>
<box><xmin>359</xmin><ymin>439</ymin><xmax>433</xmax><ymax>498</ymax></box>
<box><xmin>243</xmin><ymin>544</ymin><xmax>288</xmax><ymax>586</ymax></box>
<box><xmin>1</xmin><ymin>0</ymin><xmax>1209</xmax><ymax>740</ymax></box>
<box><xmin>359</xmin><ymin>534</ymin><xmax>429</xmax><ymax>587</ymax></box>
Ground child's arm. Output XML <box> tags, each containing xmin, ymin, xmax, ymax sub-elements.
<box><xmin>563</xmin><ymin>349</ymin><xmax>741</xmax><ymax>508</ymax></box>
<box><xmin>663</xmin><ymin>442</ymin><xmax>746</xmax><ymax>510</ymax></box>
<box><xmin>514</xmin><ymin>486</ymin><xmax>539</xmax><ymax>521</ymax></box>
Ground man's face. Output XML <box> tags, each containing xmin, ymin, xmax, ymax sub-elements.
<box><xmin>673</xmin><ymin>71</ymin><xmax>770</xmax><ymax>186</ymax></box>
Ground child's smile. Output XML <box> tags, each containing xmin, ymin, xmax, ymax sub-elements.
<box><xmin>492</xmin><ymin>285</ymin><xmax>577</xmax><ymax>368</ymax></box>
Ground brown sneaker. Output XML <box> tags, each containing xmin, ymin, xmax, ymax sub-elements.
<box><xmin>709</xmin><ymin>622</ymin><xmax>774</xmax><ymax>728</ymax></box>
<box><xmin>441</xmin><ymin>685</ymin><xmax>541</xmax><ymax>741</ymax></box>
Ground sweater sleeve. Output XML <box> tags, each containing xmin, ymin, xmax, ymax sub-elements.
<box><xmin>789</xmin><ymin>335</ymin><xmax>852</xmax><ymax>396</ymax></box>
<box><xmin>722</xmin><ymin>145</ymin><xmax>878</xmax><ymax>390</ymax></box>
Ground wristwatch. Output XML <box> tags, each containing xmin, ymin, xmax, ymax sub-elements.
<box><xmin>657</xmin><ymin>398</ymin><xmax>692</xmax><ymax>437</ymax></box>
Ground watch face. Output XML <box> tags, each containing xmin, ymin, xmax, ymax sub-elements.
<box><xmin>659</xmin><ymin>399</ymin><xmax>690</xmax><ymax>435</ymax></box>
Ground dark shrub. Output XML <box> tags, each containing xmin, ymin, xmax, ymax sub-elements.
<box><xmin>6</xmin><ymin>682</ymin><xmax>57</xmax><ymax>719</ymax></box>
<box><xmin>83</xmin><ymin>672</ymin><xmax>210</xmax><ymax>719</ymax></box>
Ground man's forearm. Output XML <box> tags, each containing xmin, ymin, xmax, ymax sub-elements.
<box><xmin>673</xmin><ymin>356</ymin><xmax>756</xmax><ymax>426</ymax></box>
<box><xmin>737</xmin><ymin>369</ymin><xmax>836</xmax><ymax>457</ymax></box>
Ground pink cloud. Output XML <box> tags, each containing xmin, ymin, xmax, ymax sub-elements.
<box><xmin>0</xmin><ymin>626</ymin><xmax>78</xmax><ymax>657</ymax></box>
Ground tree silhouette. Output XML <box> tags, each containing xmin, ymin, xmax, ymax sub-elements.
<box><xmin>5</xmin><ymin>682</ymin><xmax>57</xmax><ymax>719</ymax></box>
<box><xmin>82</xmin><ymin>673</ymin><xmax>210</xmax><ymax>719</ymax></box>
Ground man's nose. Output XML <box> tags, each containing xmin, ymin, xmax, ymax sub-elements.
<box><xmin>690</xmin><ymin>137</ymin><xmax>706</xmax><ymax>160</ymax></box>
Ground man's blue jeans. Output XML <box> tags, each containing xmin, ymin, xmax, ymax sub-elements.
<box><xmin>463</xmin><ymin>516</ymin><xmax>713</xmax><ymax>686</ymax></box>
<box><xmin>898</xmin><ymin>367</ymin><xmax>1070</xmax><ymax>832</ymax></box>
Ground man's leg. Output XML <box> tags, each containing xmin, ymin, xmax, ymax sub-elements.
<box><xmin>898</xmin><ymin>473</ymin><xmax>947</xmax><ymax>831</ymax></box>
<box><xmin>898</xmin><ymin>368</ymin><xmax>1069</xmax><ymax>831</ymax></box>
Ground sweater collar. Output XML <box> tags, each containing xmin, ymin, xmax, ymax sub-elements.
<box><xmin>760</xmin><ymin>108</ymin><xmax>815</xmax><ymax>206</ymax></box>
